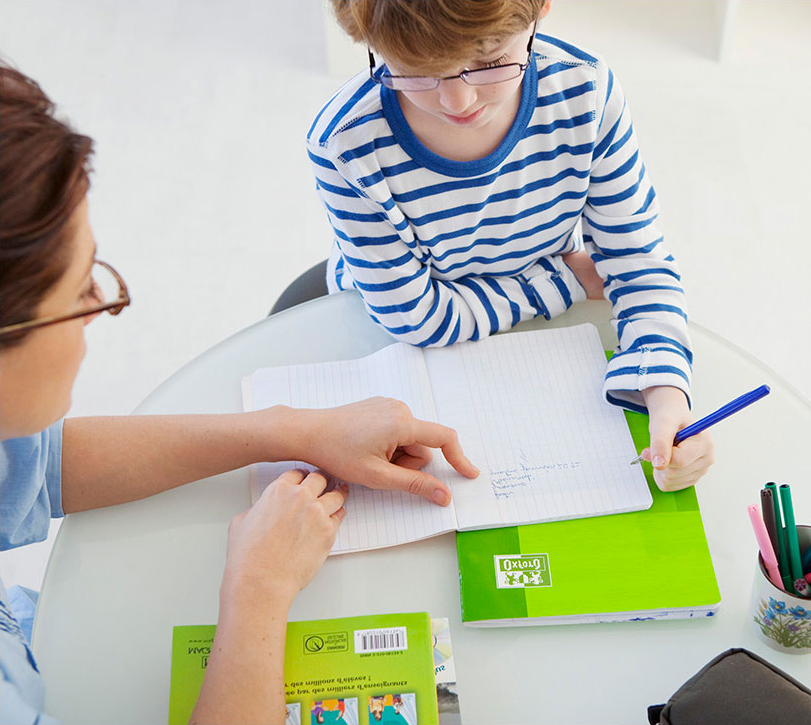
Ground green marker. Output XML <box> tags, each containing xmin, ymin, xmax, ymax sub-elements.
<box><xmin>766</xmin><ymin>481</ymin><xmax>792</xmax><ymax>590</ymax></box>
<box><xmin>779</xmin><ymin>483</ymin><xmax>803</xmax><ymax>595</ymax></box>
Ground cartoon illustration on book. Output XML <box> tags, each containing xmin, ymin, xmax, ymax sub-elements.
<box><xmin>368</xmin><ymin>693</ymin><xmax>416</xmax><ymax>725</ymax></box>
<box><xmin>431</xmin><ymin>618</ymin><xmax>461</xmax><ymax>722</ymax></box>
<box><xmin>310</xmin><ymin>698</ymin><xmax>358</xmax><ymax>725</ymax></box>
<box><xmin>285</xmin><ymin>702</ymin><xmax>301</xmax><ymax>725</ymax></box>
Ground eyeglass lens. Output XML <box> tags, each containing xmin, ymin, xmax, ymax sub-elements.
<box><xmin>381</xmin><ymin>63</ymin><xmax>524</xmax><ymax>92</ymax></box>
<box><xmin>88</xmin><ymin>261</ymin><xmax>126</xmax><ymax>312</ymax></box>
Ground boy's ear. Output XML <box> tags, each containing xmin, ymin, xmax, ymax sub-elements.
<box><xmin>540</xmin><ymin>0</ymin><xmax>553</xmax><ymax>20</ymax></box>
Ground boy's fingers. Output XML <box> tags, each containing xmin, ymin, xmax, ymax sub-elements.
<box><xmin>670</xmin><ymin>437</ymin><xmax>704</xmax><ymax>469</ymax></box>
<box><xmin>649</xmin><ymin>437</ymin><xmax>672</xmax><ymax>469</ymax></box>
<box><xmin>655</xmin><ymin>454</ymin><xmax>713</xmax><ymax>491</ymax></box>
<box><xmin>648</xmin><ymin>417</ymin><xmax>679</xmax><ymax>470</ymax></box>
<box><xmin>672</xmin><ymin>431</ymin><xmax>714</xmax><ymax>468</ymax></box>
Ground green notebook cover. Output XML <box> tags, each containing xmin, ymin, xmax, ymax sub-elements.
<box><xmin>457</xmin><ymin>407</ymin><xmax>721</xmax><ymax>625</ymax></box>
<box><xmin>169</xmin><ymin>612</ymin><xmax>438</xmax><ymax>725</ymax></box>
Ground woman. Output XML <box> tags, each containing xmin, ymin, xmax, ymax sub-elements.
<box><xmin>0</xmin><ymin>64</ymin><xmax>478</xmax><ymax>724</ymax></box>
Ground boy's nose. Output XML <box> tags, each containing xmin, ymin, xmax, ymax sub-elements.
<box><xmin>438</xmin><ymin>78</ymin><xmax>477</xmax><ymax>115</ymax></box>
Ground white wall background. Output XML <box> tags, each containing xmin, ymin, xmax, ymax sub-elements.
<box><xmin>1</xmin><ymin>0</ymin><xmax>810</xmax><ymax>589</ymax></box>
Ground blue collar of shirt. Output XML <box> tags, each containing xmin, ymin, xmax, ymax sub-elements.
<box><xmin>380</xmin><ymin>55</ymin><xmax>538</xmax><ymax>178</ymax></box>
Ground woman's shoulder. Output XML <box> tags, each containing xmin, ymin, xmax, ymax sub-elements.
<box><xmin>1</xmin><ymin>420</ymin><xmax>65</xmax><ymax>551</ymax></box>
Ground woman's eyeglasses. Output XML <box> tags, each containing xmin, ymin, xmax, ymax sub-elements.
<box><xmin>369</xmin><ymin>22</ymin><xmax>536</xmax><ymax>93</ymax></box>
<box><xmin>0</xmin><ymin>259</ymin><xmax>130</xmax><ymax>339</ymax></box>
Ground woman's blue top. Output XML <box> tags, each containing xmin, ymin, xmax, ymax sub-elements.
<box><xmin>1</xmin><ymin>421</ymin><xmax>64</xmax><ymax>724</ymax></box>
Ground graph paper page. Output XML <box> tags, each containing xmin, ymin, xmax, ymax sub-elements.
<box><xmin>424</xmin><ymin>324</ymin><xmax>652</xmax><ymax>530</ymax></box>
<box><xmin>244</xmin><ymin>344</ymin><xmax>459</xmax><ymax>554</ymax></box>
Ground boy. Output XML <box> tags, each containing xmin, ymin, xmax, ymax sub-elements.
<box><xmin>307</xmin><ymin>0</ymin><xmax>712</xmax><ymax>491</ymax></box>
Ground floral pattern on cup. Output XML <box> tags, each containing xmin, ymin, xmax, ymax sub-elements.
<box><xmin>754</xmin><ymin>596</ymin><xmax>811</xmax><ymax>649</ymax></box>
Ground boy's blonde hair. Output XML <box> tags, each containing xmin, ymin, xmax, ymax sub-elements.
<box><xmin>332</xmin><ymin>0</ymin><xmax>545</xmax><ymax>76</ymax></box>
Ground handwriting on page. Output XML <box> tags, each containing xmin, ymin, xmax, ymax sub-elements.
<box><xmin>490</xmin><ymin>460</ymin><xmax>583</xmax><ymax>499</ymax></box>
<box><xmin>490</xmin><ymin>449</ymin><xmax>582</xmax><ymax>499</ymax></box>
<box><xmin>424</xmin><ymin>325</ymin><xmax>652</xmax><ymax>530</ymax></box>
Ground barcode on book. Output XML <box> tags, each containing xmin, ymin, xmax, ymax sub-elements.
<box><xmin>353</xmin><ymin>627</ymin><xmax>408</xmax><ymax>653</ymax></box>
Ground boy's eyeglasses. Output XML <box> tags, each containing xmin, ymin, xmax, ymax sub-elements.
<box><xmin>369</xmin><ymin>21</ymin><xmax>537</xmax><ymax>93</ymax></box>
<box><xmin>0</xmin><ymin>259</ymin><xmax>130</xmax><ymax>339</ymax></box>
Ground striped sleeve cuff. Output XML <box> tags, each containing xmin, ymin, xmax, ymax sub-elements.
<box><xmin>603</xmin><ymin>346</ymin><xmax>692</xmax><ymax>413</ymax></box>
<box><xmin>525</xmin><ymin>256</ymin><xmax>587</xmax><ymax>319</ymax></box>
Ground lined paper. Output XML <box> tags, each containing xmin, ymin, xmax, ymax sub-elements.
<box><xmin>245</xmin><ymin>344</ymin><xmax>459</xmax><ymax>554</ymax></box>
<box><xmin>244</xmin><ymin>323</ymin><xmax>651</xmax><ymax>554</ymax></box>
<box><xmin>424</xmin><ymin>324</ymin><xmax>651</xmax><ymax>529</ymax></box>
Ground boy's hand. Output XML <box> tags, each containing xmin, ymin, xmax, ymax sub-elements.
<box><xmin>290</xmin><ymin>397</ymin><xmax>479</xmax><ymax>507</ymax></box>
<box><xmin>562</xmin><ymin>249</ymin><xmax>604</xmax><ymax>300</ymax></box>
<box><xmin>639</xmin><ymin>386</ymin><xmax>715</xmax><ymax>492</ymax></box>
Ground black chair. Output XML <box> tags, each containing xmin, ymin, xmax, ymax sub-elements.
<box><xmin>269</xmin><ymin>259</ymin><xmax>328</xmax><ymax>316</ymax></box>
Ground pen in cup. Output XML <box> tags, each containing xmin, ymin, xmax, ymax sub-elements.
<box><xmin>765</xmin><ymin>481</ymin><xmax>792</xmax><ymax>590</ymax></box>
<box><xmin>760</xmin><ymin>487</ymin><xmax>779</xmax><ymax>556</ymax></box>
<box><xmin>748</xmin><ymin>503</ymin><xmax>783</xmax><ymax>591</ymax></box>
<box><xmin>779</xmin><ymin>483</ymin><xmax>804</xmax><ymax>595</ymax></box>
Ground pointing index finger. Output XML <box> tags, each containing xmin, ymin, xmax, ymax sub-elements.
<box><xmin>412</xmin><ymin>420</ymin><xmax>479</xmax><ymax>479</ymax></box>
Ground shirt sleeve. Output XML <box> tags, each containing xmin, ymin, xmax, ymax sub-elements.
<box><xmin>0</xmin><ymin>677</ymin><xmax>61</xmax><ymax>725</ymax></box>
<box><xmin>0</xmin><ymin>420</ymin><xmax>65</xmax><ymax>552</ymax></box>
<box><xmin>308</xmin><ymin>144</ymin><xmax>587</xmax><ymax>346</ymax></box>
<box><xmin>582</xmin><ymin>64</ymin><xmax>692</xmax><ymax>412</ymax></box>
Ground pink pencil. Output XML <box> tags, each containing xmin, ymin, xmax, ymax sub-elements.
<box><xmin>749</xmin><ymin>504</ymin><xmax>783</xmax><ymax>590</ymax></box>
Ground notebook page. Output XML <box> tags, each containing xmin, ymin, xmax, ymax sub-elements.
<box><xmin>245</xmin><ymin>344</ymin><xmax>458</xmax><ymax>554</ymax></box>
<box><xmin>424</xmin><ymin>324</ymin><xmax>652</xmax><ymax>530</ymax></box>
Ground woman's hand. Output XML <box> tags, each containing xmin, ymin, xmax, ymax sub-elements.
<box><xmin>640</xmin><ymin>386</ymin><xmax>715</xmax><ymax>492</ymax></box>
<box><xmin>193</xmin><ymin>470</ymin><xmax>345</xmax><ymax>725</ymax></box>
<box><xmin>221</xmin><ymin>469</ymin><xmax>348</xmax><ymax>606</ymax></box>
<box><xmin>271</xmin><ymin>397</ymin><xmax>479</xmax><ymax>507</ymax></box>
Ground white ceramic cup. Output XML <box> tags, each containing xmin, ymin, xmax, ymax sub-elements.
<box><xmin>751</xmin><ymin>525</ymin><xmax>811</xmax><ymax>653</ymax></box>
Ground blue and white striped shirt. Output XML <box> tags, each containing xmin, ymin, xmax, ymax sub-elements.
<box><xmin>307</xmin><ymin>34</ymin><xmax>691</xmax><ymax>412</ymax></box>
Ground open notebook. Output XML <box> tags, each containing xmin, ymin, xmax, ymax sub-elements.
<box><xmin>242</xmin><ymin>324</ymin><xmax>651</xmax><ymax>554</ymax></box>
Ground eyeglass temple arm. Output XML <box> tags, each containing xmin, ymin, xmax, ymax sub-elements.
<box><xmin>368</xmin><ymin>48</ymin><xmax>376</xmax><ymax>75</ymax></box>
<box><xmin>527</xmin><ymin>20</ymin><xmax>538</xmax><ymax>52</ymax></box>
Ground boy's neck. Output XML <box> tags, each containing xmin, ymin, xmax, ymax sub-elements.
<box><xmin>398</xmin><ymin>88</ymin><xmax>523</xmax><ymax>163</ymax></box>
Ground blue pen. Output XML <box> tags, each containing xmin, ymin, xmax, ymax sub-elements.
<box><xmin>630</xmin><ymin>384</ymin><xmax>771</xmax><ymax>465</ymax></box>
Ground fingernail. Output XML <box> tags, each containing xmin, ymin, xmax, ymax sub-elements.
<box><xmin>432</xmin><ymin>489</ymin><xmax>449</xmax><ymax>506</ymax></box>
<box><xmin>653</xmin><ymin>455</ymin><xmax>665</xmax><ymax>468</ymax></box>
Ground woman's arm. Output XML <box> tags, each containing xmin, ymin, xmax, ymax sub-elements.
<box><xmin>61</xmin><ymin>408</ymin><xmax>295</xmax><ymax>513</ymax></box>
<box><xmin>190</xmin><ymin>470</ymin><xmax>346</xmax><ymax>724</ymax></box>
<box><xmin>60</xmin><ymin>398</ymin><xmax>478</xmax><ymax>513</ymax></box>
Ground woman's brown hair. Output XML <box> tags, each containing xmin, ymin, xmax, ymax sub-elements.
<box><xmin>332</xmin><ymin>0</ymin><xmax>545</xmax><ymax>76</ymax></box>
<box><xmin>0</xmin><ymin>63</ymin><xmax>94</xmax><ymax>347</ymax></box>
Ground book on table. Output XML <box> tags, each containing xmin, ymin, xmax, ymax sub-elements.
<box><xmin>456</xmin><ymin>405</ymin><xmax>721</xmax><ymax>626</ymax></box>
<box><xmin>168</xmin><ymin>612</ymin><xmax>456</xmax><ymax>725</ymax></box>
<box><xmin>242</xmin><ymin>323</ymin><xmax>652</xmax><ymax>555</ymax></box>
